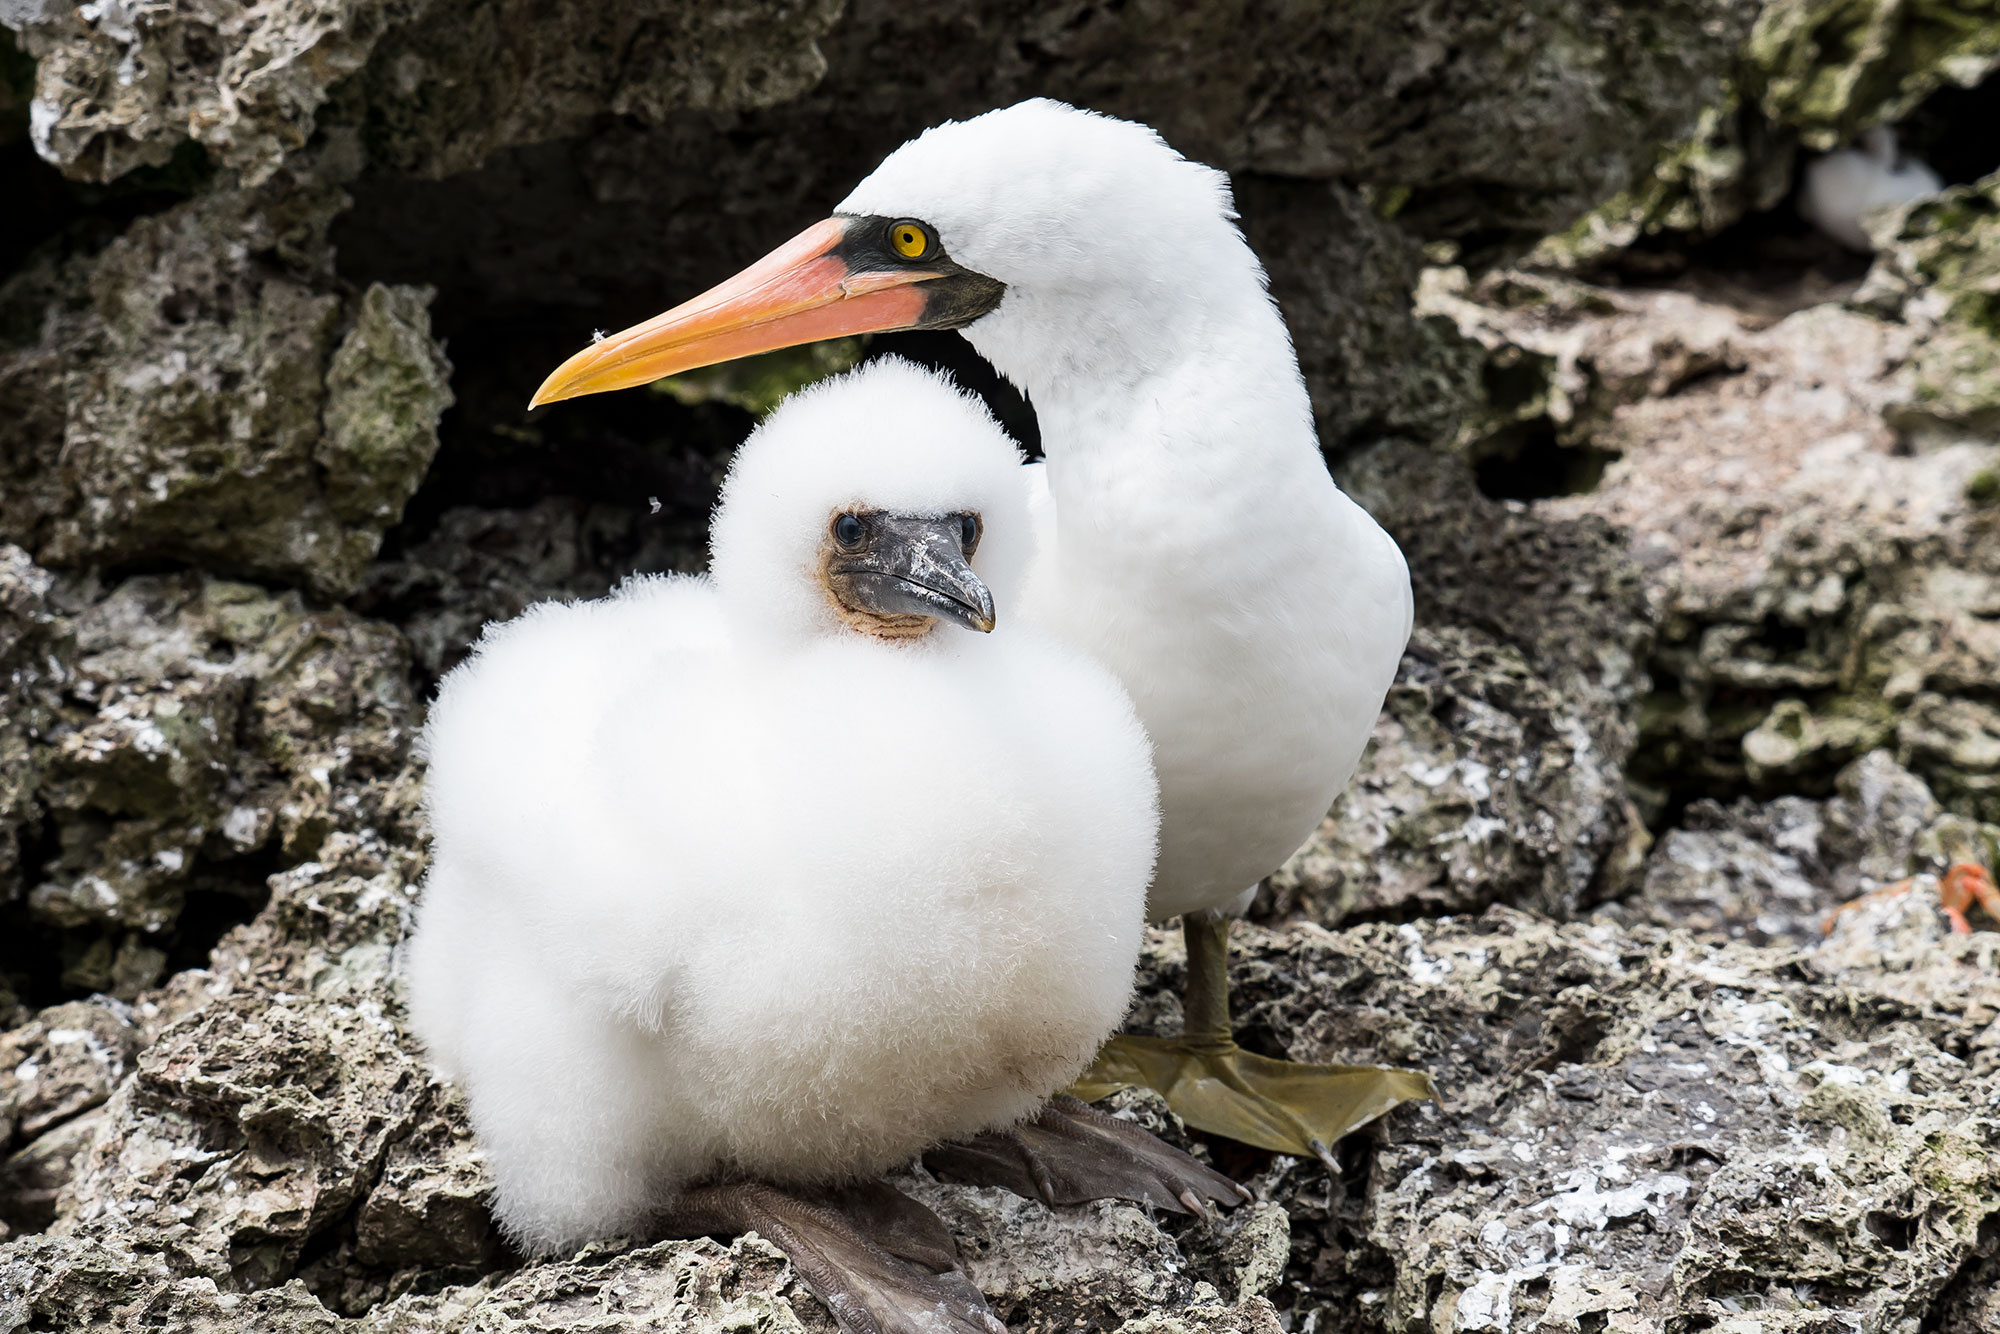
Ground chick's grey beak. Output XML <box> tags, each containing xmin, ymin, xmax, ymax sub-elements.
<box><xmin>830</xmin><ymin>515</ymin><xmax>995</xmax><ymax>633</ymax></box>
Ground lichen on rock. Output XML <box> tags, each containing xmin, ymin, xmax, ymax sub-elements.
<box><xmin>1862</xmin><ymin>171</ymin><xmax>2000</xmax><ymax>437</ymax></box>
<box><xmin>0</xmin><ymin>172</ymin><xmax>451</xmax><ymax>598</ymax></box>
<box><xmin>1533</xmin><ymin>1</ymin><xmax>2000</xmax><ymax>268</ymax></box>
<box><xmin>1745</xmin><ymin>0</ymin><xmax>2000</xmax><ymax>149</ymax></box>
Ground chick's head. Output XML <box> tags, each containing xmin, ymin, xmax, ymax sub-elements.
<box><xmin>709</xmin><ymin>357</ymin><xmax>1032</xmax><ymax>645</ymax></box>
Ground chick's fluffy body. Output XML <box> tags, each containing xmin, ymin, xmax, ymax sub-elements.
<box><xmin>405</xmin><ymin>362</ymin><xmax>1157</xmax><ymax>1253</ymax></box>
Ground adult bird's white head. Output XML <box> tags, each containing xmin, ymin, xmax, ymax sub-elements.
<box><xmin>530</xmin><ymin>99</ymin><xmax>1265</xmax><ymax>411</ymax></box>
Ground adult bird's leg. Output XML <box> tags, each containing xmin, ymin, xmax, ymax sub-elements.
<box><xmin>664</xmin><ymin>1179</ymin><xmax>1005</xmax><ymax>1334</ymax></box>
<box><xmin>1072</xmin><ymin>913</ymin><xmax>1434</xmax><ymax>1172</ymax></box>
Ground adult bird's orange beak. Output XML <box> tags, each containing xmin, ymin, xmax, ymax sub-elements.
<box><xmin>530</xmin><ymin>217</ymin><xmax>942</xmax><ymax>409</ymax></box>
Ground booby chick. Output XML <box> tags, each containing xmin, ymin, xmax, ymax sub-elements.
<box><xmin>406</xmin><ymin>359</ymin><xmax>1239</xmax><ymax>1334</ymax></box>
<box><xmin>1799</xmin><ymin>125</ymin><xmax>1941</xmax><ymax>252</ymax></box>
<box><xmin>528</xmin><ymin>99</ymin><xmax>1431</xmax><ymax>1167</ymax></box>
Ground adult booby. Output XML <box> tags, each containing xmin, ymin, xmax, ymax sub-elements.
<box><xmin>1799</xmin><ymin>125</ymin><xmax>1941</xmax><ymax>252</ymax></box>
<box><xmin>408</xmin><ymin>360</ymin><xmax>1239</xmax><ymax>1334</ymax></box>
<box><xmin>530</xmin><ymin>100</ymin><xmax>1431</xmax><ymax>1164</ymax></box>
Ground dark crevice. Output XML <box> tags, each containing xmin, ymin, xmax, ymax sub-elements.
<box><xmin>1663</xmin><ymin>359</ymin><xmax>1745</xmax><ymax>398</ymax></box>
<box><xmin>1473</xmin><ymin>419</ymin><xmax>1621</xmax><ymax>501</ymax></box>
<box><xmin>375</xmin><ymin>368</ymin><xmax>739</xmax><ymax>562</ymax></box>
<box><xmin>1613</xmin><ymin>179</ymin><xmax>1873</xmax><ymax>299</ymax></box>
<box><xmin>331</xmin><ymin>141</ymin><xmax>753</xmax><ymax>559</ymax></box>
<box><xmin>331</xmin><ymin>137</ymin><xmax>1042</xmax><ymax>572</ymax></box>
<box><xmin>161</xmin><ymin>872</ymin><xmax>275</xmax><ymax>976</ymax></box>
<box><xmin>1229</xmin><ymin>1012</ymin><xmax>1300</xmax><ymax>1065</ymax></box>
<box><xmin>86</xmin><ymin>553</ymin><xmax>287</xmax><ymax>597</ymax></box>
<box><xmin>0</xmin><ymin>816</ymin><xmax>62</xmax><ymax>1010</ymax></box>
<box><xmin>1900</xmin><ymin>70</ymin><xmax>2000</xmax><ymax>188</ymax></box>
<box><xmin>294</xmin><ymin>1224</ymin><xmax>519</xmax><ymax>1318</ymax></box>
<box><xmin>1917</xmin><ymin>1213</ymin><xmax>2000</xmax><ymax>1334</ymax></box>
<box><xmin>0</xmin><ymin>840</ymin><xmax>278</xmax><ymax>1014</ymax></box>
<box><xmin>290</xmin><ymin>1215</ymin><xmax>352</xmax><ymax>1282</ymax></box>
<box><xmin>0</xmin><ymin>907</ymin><xmax>67</xmax><ymax>1017</ymax></box>
<box><xmin>0</xmin><ymin>138</ymin><xmax>217</xmax><ymax>292</ymax></box>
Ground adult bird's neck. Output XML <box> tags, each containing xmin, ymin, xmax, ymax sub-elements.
<box><xmin>981</xmin><ymin>288</ymin><xmax>1336</xmax><ymax>533</ymax></box>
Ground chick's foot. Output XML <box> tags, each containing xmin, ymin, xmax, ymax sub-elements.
<box><xmin>666</xmin><ymin>1179</ymin><xmax>1004</xmax><ymax>1334</ymax></box>
<box><xmin>924</xmin><ymin>1095</ymin><xmax>1249</xmax><ymax>1218</ymax></box>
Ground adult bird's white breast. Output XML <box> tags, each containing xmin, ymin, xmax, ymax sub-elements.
<box><xmin>843</xmin><ymin>101</ymin><xmax>1413</xmax><ymax>919</ymax></box>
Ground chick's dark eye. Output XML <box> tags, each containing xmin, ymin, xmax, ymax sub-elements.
<box><xmin>833</xmin><ymin>513</ymin><xmax>866</xmax><ymax>548</ymax></box>
<box><xmin>960</xmin><ymin>514</ymin><xmax>980</xmax><ymax>551</ymax></box>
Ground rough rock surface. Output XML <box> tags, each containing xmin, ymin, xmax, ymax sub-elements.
<box><xmin>1746</xmin><ymin>0</ymin><xmax>2000</xmax><ymax>146</ymax></box>
<box><xmin>0</xmin><ymin>171</ymin><xmax>451</xmax><ymax>598</ymax></box>
<box><xmin>339</xmin><ymin>0</ymin><xmax>844</xmax><ymax>180</ymax></box>
<box><xmin>0</xmin><ymin>0</ymin><xmax>412</xmax><ymax>185</ymax></box>
<box><xmin>0</xmin><ymin>544</ymin><xmax>66</xmax><ymax>931</ymax></box>
<box><xmin>322</xmin><ymin>0</ymin><xmax>1760</xmax><ymax>467</ymax></box>
<box><xmin>0</xmin><ymin>0</ymin><xmax>842</xmax><ymax>187</ymax></box>
<box><xmin>1242</xmin><ymin>180</ymin><xmax>1483</xmax><ymax>454</ymax></box>
<box><xmin>1612</xmin><ymin>749</ymin><xmax>2000</xmax><ymax>945</ymax></box>
<box><xmin>1268</xmin><ymin>447</ymin><xmax>1653</xmax><ymax>926</ymax></box>
<box><xmin>11</xmin><ymin>873</ymin><xmax>1994</xmax><ymax>1332</ymax></box>
<box><xmin>1422</xmin><ymin>265</ymin><xmax>2000</xmax><ymax>828</ymax></box>
<box><xmin>0</xmin><ymin>562</ymin><xmax>421</xmax><ymax>1003</ymax></box>
<box><xmin>2</xmin><ymin>0</ymin><xmax>1758</xmax><ymax>244</ymax></box>
<box><xmin>1862</xmin><ymin>172</ymin><xmax>2000</xmax><ymax>437</ymax></box>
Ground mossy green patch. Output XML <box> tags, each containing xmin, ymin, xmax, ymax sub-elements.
<box><xmin>1535</xmin><ymin>2</ymin><xmax>2000</xmax><ymax>266</ymax></box>
<box><xmin>1878</xmin><ymin>174</ymin><xmax>2000</xmax><ymax>433</ymax></box>
<box><xmin>1746</xmin><ymin>0</ymin><xmax>2000</xmax><ymax>147</ymax></box>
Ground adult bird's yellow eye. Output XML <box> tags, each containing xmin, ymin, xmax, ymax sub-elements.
<box><xmin>890</xmin><ymin>221</ymin><xmax>930</xmax><ymax>259</ymax></box>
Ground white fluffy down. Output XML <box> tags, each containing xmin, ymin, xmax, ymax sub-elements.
<box><xmin>405</xmin><ymin>359</ymin><xmax>1158</xmax><ymax>1254</ymax></box>
<box><xmin>1799</xmin><ymin>126</ymin><xmax>1941</xmax><ymax>252</ymax></box>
